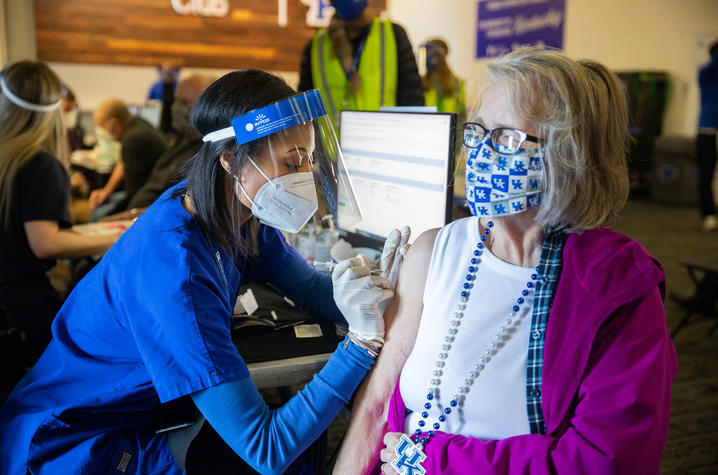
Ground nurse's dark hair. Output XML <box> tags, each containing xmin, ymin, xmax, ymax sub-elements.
<box><xmin>180</xmin><ymin>70</ymin><xmax>295</xmax><ymax>257</ymax></box>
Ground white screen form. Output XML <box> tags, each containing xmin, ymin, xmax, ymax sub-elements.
<box><xmin>338</xmin><ymin>111</ymin><xmax>455</xmax><ymax>244</ymax></box>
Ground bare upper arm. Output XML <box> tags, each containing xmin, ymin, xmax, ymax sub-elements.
<box><xmin>383</xmin><ymin>227</ymin><xmax>439</xmax><ymax>356</ymax></box>
<box><xmin>335</xmin><ymin>228</ymin><xmax>440</xmax><ymax>473</ymax></box>
<box><xmin>362</xmin><ymin>228</ymin><xmax>439</xmax><ymax>405</ymax></box>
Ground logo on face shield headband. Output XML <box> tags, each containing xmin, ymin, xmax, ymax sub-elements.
<box><xmin>255</xmin><ymin>113</ymin><xmax>269</xmax><ymax>125</ymax></box>
<box><xmin>245</xmin><ymin>123</ymin><xmax>254</xmax><ymax>131</ymax></box>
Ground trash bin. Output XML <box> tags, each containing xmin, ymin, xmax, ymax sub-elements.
<box><xmin>617</xmin><ymin>71</ymin><xmax>670</xmax><ymax>198</ymax></box>
<box><xmin>650</xmin><ymin>135</ymin><xmax>698</xmax><ymax>205</ymax></box>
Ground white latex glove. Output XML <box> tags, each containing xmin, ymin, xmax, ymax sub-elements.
<box><xmin>333</xmin><ymin>255</ymin><xmax>393</xmax><ymax>340</ymax></box>
<box><xmin>380</xmin><ymin>226</ymin><xmax>411</xmax><ymax>288</ymax></box>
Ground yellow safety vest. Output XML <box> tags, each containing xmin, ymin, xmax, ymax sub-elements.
<box><xmin>424</xmin><ymin>76</ymin><xmax>465</xmax><ymax>115</ymax></box>
<box><xmin>311</xmin><ymin>18</ymin><xmax>398</xmax><ymax>129</ymax></box>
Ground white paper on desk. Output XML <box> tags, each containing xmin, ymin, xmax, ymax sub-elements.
<box><xmin>71</xmin><ymin>220</ymin><xmax>133</xmax><ymax>236</ymax></box>
<box><xmin>294</xmin><ymin>324</ymin><xmax>323</xmax><ymax>338</ymax></box>
<box><xmin>237</xmin><ymin>288</ymin><xmax>258</xmax><ymax>316</ymax></box>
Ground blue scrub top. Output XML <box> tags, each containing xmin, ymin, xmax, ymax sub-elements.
<box><xmin>0</xmin><ymin>182</ymin><xmax>320</xmax><ymax>474</ymax></box>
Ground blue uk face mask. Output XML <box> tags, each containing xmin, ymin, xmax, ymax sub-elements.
<box><xmin>464</xmin><ymin>137</ymin><xmax>544</xmax><ymax>217</ymax></box>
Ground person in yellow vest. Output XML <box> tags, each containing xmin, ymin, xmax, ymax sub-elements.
<box><xmin>421</xmin><ymin>38</ymin><xmax>466</xmax><ymax>123</ymax></box>
<box><xmin>298</xmin><ymin>0</ymin><xmax>424</xmax><ymax>130</ymax></box>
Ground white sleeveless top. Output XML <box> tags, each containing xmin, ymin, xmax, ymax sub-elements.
<box><xmin>400</xmin><ymin>217</ymin><xmax>534</xmax><ymax>440</ymax></box>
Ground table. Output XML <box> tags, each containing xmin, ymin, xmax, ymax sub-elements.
<box><xmin>247</xmin><ymin>352</ymin><xmax>333</xmax><ymax>389</ymax></box>
<box><xmin>234</xmin><ymin>283</ymin><xmax>343</xmax><ymax>388</ymax></box>
<box><xmin>233</xmin><ymin>283</ymin><xmax>342</xmax><ymax>472</ymax></box>
<box><xmin>71</xmin><ymin>219</ymin><xmax>134</xmax><ymax>236</ymax></box>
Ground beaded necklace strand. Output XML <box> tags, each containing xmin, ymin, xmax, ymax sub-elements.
<box><xmin>392</xmin><ymin>220</ymin><xmax>539</xmax><ymax>474</ymax></box>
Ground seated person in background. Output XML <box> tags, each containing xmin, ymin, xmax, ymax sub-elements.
<box><xmin>334</xmin><ymin>47</ymin><xmax>678</xmax><ymax>474</ymax></box>
<box><xmin>298</xmin><ymin>0</ymin><xmax>424</xmax><ymax>128</ymax></box>
<box><xmin>73</xmin><ymin>75</ymin><xmax>211</xmax><ymax>289</ymax></box>
<box><xmin>125</xmin><ymin>74</ymin><xmax>213</xmax><ymax>213</ymax></box>
<box><xmin>0</xmin><ymin>61</ymin><xmax>122</xmax><ymax>400</ymax></box>
<box><xmin>60</xmin><ymin>85</ymin><xmax>85</xmax><ymax>153</ymax></box>
<box><xmin>60</xmin><ymin>85</ymin><xmax>93</xmax><ymax>222</ymax></box>
<box><xmin>89</xmin><ymin>98</ymin><xmax>167</xmax><ymax>218</ymax></box>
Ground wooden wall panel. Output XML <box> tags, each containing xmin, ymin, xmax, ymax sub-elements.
<box><xmin>35</xmin><ymin>0</ymin><xmax>386</xmax><ymax>71</ymax></box>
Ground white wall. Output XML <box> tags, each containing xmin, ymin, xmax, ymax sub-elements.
<box><xmin>3</xmin><ymin>0</ymin><xmax>35</xmax><ymax>63</ymax></box>
<box><xmin>0</xmin><ymin>0</ymin><xmax>7</xmax><ymax>65</ymax></box>
<box><xmin>388</xmin><ymin>0</ymin><xmax>718</xmax><ymax>137</ymax></box>
<box><xmin>50</xmin><ymin>63</ymin><xmax>299</xmax><ymax>111</ymax></box>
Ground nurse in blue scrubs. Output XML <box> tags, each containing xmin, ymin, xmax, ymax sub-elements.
<box><xmin>0</xmin><ymin>70</ymin><xmax>400</xmax><ymax>474</ymax></box>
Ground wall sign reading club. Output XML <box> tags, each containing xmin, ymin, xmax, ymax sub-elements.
<box><xmin>171</xmin><ymin>0</ymin><xmax>230</xmax><ymax>18</ymax></box>
<box><xmin>171</xmin><ymin>0</ymin><xmax>334</xmax><ymax>27</ymax></box>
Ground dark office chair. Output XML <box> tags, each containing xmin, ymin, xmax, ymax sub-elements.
<box><xmin>670</xmin><ymin>257</ymin><xmax>718</xmax><ymax>338</ymax></box>
<box><xmin>0</xmin><ymin>305</ymin><xmax>26</xmax><ymax>403</ymax></box>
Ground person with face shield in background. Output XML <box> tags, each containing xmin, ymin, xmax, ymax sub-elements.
<box><xmin>298</xmin><ymin>0</ymin><xmax>424</xmax><ymax>129</ymax></box>
<box><xmin>0</xmin><ymin>61</ymin><xmax>123</xmax><ymax>402</ymax></box>
<box><xmin>0</xmin><ymin>69</ymin><xmax>409</xmax><ymax>475</ymax></box>
<box><xmin>420</xmin><ymin>38</ymin><xmax>466</xmax><ymax>123</ymax></box>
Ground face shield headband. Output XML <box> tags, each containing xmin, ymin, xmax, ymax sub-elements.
<box><xmin>202</xmin><ymin>89</ymin><xmax>364</xmax><ymax>232</ymax></box>
<box><xmin>0</xmin><ymin>76</ymin><xmax>62</xmax><ymax>112</ymax></box>
<box><xmin>202</xmin><ymin>89</ymin><xmax>328</xmax><ymax>145</ymax></box>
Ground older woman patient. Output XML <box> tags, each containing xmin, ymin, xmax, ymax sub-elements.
<box><xmin>334</xmin><ymin>47</ymin><xmax>678</xmax><ymax>474</ymax></box>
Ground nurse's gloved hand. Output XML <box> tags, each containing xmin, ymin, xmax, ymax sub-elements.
<box><xmin>332</xmin><ymin>255</ymin><xmax>393</xmax><ymax>340</ymax></box>
<box><xmin>380</xmin><ymin>226</ymin><xmax>411</xmax><ymax>288</ymax></box>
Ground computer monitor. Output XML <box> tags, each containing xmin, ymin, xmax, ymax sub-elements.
<box><xmin>136</xmin><ymin>101</ymin><xmax>162</xmax><ymax>129</ymax></box>
<box><xmin>337</xmin><ymin>110</ymin><xmax>456</xmax><ymax>249</ymax></box>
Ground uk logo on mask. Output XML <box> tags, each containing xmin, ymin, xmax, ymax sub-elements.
<box><xmin>465</xmin><ymin>141</ymin><xmax>544</xmax><ymax>218</ymax></box>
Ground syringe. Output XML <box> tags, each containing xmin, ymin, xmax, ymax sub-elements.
<box><xmin>313</xmin><ymin>260</ymin><xmax>381</xmax><ymax>275</ymax></box>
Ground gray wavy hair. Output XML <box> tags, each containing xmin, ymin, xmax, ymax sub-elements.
<box><xmin>471</xmin><ymin>47</ymin><xmax>631</xmax><ymax>233</ymax></box>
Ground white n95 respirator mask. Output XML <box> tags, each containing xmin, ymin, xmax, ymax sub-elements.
<box><xmin>239</xmin><ymin>156</ymin><xmax>318</xmax><ymax>234</ymax></box>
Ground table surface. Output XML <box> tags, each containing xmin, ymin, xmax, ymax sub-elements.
<box><xmin>234</xmin><ymin>283</ymin><xmax>343</xmax><ymax>389</ymax></box>
<box><xmin>247</xmin><ymin>352</ymin><xmax>333</xmax><ymax>389</ymax></box>
<box><xmin>71</xmin><ymin>220</ymin><xmax>134</xmax><ymax>236</ymax></box>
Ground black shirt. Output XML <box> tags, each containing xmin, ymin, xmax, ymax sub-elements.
<box><xmin>127</xmin><ymin>136</ymin><xmax>203</xmax><ymax>209</ymax></box>
<box><xmin>121</xmin><ymin>117</ymin><xmax>168</xmax><ymax>205</ymax></box>
<box><xmin>0</xmin><ymin>151</ymin><xmax>72</xmax><ymax>285</ymax></box>
<box><xmin>297</xmin><ymin>21</ymin><xmax>425</xmax><ymax>107</ymax></box>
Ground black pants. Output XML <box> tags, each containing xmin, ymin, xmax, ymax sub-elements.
<box><xmin>696</xmin><ymin>132</ymin><xmax>717</xmax><ymax>217</ymax></box>
<box><xmin>0</xmin><ymin>277</ymin><xmax>62</xmax><ymax>402</ymax></box>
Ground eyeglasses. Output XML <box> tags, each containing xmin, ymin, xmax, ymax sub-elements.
<box><xmin>463</xmin><ymin>122</ymin><xmax>542</xmax><ymax>155</ymax></box>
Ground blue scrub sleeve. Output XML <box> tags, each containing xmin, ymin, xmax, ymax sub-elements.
<box><xmin>191</xmin><ymin>337</ymin><xmax>373</xmax><ymax>475</ymax></box>
<box><xmin>243</xmin><ymin>225</ymin><xmax>344</xmax><ymax>323</ymax></box>
<box><xmin>270</xmin><ymin>250</ymin><xmax>345</xmax><ymax>324</ymax></box>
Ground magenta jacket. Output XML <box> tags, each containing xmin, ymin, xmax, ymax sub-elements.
<box><xmin>384</xmin><ymin>228</ymin><xmax>678</xmax><ymax>474</ymax></box>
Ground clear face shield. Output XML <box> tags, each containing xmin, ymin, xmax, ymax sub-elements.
<box><xmin>202</xmin><ymin>89</ymin><xmax>363</xmax><ymax>234</ymax></box>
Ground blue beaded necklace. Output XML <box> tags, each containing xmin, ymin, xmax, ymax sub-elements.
<box><xmin>392</xmin><ymin>220</ymin><xmax>539</xmax><ymax>474</ymax></box>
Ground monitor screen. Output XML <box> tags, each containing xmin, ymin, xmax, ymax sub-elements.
<box><xmin>338</xmin><ymin>110</ymin><xmax>456</xmax><ymax>248</ymax></box>
<box><xmin>137</xmin><ymin>103</ymin><xmax>162</xmax><ymax>128</ymax></box>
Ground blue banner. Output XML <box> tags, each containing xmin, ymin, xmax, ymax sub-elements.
<box><xmin>476</xmin><ymin>0</ymin><xmax>565</xmax><ymax>59</ymax></box>
<box><xmin>231</xmin><ymin>89</ymin><xmax>328</xmax><ymax>145</ymax></box>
